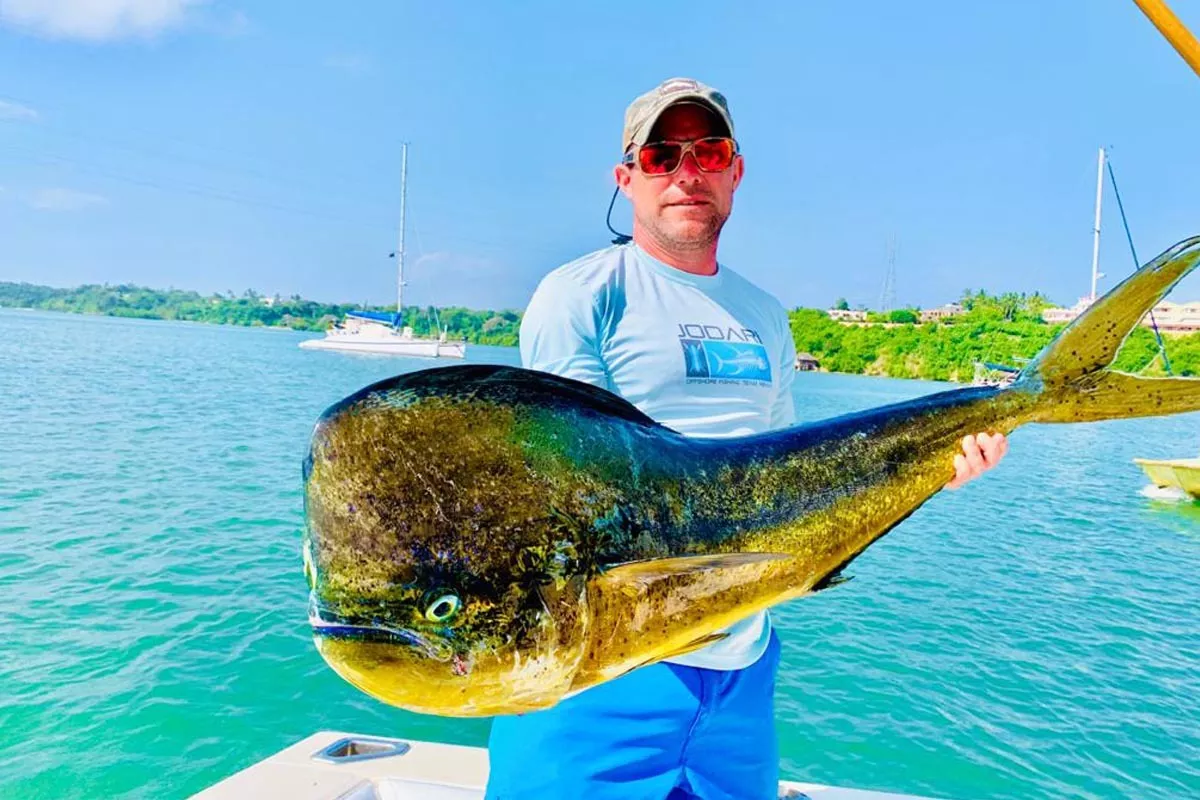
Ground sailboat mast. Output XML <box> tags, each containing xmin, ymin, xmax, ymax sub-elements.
<box><xmin>396</xmin><ymin>142</ymin><xmax>408</xmax><ymax>326</ymax></box>
<box><xmin>1090</xmin><ymin>146</ymin><xmax>1105</xmax><ymax>302</ymax></box>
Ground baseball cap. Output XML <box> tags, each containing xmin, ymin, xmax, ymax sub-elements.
<box><xmin>621</xmin><ymin>77</ymin><xmax>734</xmax><ymax>153</ymax></box>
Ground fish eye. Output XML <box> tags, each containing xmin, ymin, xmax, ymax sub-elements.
<box><xmin>424</xmin><ymin>593</ymin><xmax>461</xmax><ymax>623</ymax></box>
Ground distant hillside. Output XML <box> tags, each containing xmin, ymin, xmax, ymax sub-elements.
<box><xmin>5</xmin><ymin>280</ymin><xmax>1198</xmax><ymax>379</ymax></box>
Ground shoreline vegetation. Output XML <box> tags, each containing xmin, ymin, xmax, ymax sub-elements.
<box><xmin>4</xmin><ymin>281</ymin><xmax>1198</xmax><ymax>382</ymax></box>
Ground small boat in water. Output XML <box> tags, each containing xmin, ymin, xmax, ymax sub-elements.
<box><xmin>300</xmin><ymin>142</ymin><xmax>467</xmax><ymax>360</ymax></box>
<box><xmin>971</xmin><ymin>361</ymin><xmax>1019</xmax><ymax>388</ymax></box>
<box><xmin>1133</xmin><ymin>456</ymin><xmax>1200</xmax><ymax>498</ymax></box>
<box><xmin>192</xmin><ymin>730</ymin><xmax>945</xmax><ymax>800</ymax></box>
<box><xmin>300</xmin><ymin>312</ymin><xmax>466</xmax><ymax>358</ymax></box>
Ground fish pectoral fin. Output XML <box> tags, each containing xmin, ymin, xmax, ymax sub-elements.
<box><xmin>600</xmin><ymin>551</ymin><xmax>796</xmax><ymax>587</ymax></box>
<box><xmin>600</xmin><ymin>554</ymin><xmax>796</xmax><ymax>597</ymax></box>
<box><xmin>635</xmin><ymin>632</ymin><xmax>730</xmax><ymax>668</ymax></box>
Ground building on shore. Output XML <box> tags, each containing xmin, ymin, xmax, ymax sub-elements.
<box><xmin>827</xmin><ymin>304</ymin><xmax>963</xmax><ymax>325</ymax></box>
<box><xmin>1142</xmin><ymin>301</ymin><xmax>1200</xmax><ymax>333</ymax></box>
<box><xmin>795</xmin><ymin>352</ymin><xmax>821</xmax><ymax>371</ymax></box>
<box><xmin>827</xmin><ymin>308</ymin><xmax>867</xmax><ymax>322</ymax></box>
<box><xmin>1041</xmin><ymin>298</ymin><xmax>1200</xmax><ymax>334</ymax></box>
<box><xmin>919</xmin><ymin>302</ymin><xmax>964</xmax><ymax>323</ymax></box>
<box><xmin>1042</xmin><ymin>297</ymin><xmax>1094</xmax><ymax>325</ymax></box>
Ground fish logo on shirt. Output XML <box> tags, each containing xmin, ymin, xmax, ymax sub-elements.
<box><xmin>678</xmin><ymin>323</ymin><xmax>772</xmax><ymax>384</ymax></box>
<box><xmin>711</xmin><ymin>350</ymin><xmax>768</xmax><ymax>376</ymax></box>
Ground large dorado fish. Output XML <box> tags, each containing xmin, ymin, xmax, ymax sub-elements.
<box><xmin>303</xmin><ymin>236</ymin><xmax>1200</xmax><ymax>718</ymax></box>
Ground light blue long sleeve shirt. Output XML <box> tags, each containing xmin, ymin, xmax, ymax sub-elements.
<box><xmin>518</xmin><ymin>242</ymin><xmax>797</xmax><ymax>671</ymax></box>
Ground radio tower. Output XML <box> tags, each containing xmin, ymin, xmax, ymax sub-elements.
<box><xmin>879</xmin><ymin>234</ymin><xmax>898</xmax><ymax>313</ymax></box>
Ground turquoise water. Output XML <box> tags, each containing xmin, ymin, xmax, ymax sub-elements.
<box><xmin>1</xmin><ymin>308</ymin><xmax>1197</xmax><ymax>800</ymax></box>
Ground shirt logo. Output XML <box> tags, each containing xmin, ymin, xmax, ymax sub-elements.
<box><xmin>678</xmin><ymin>323</ymin><xmax>772</xmax><ymax>384</ymax></box>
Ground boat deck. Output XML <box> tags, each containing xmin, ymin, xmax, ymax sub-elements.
<box><xmin>192</xmin><ymin>730</ymin><xmax>942</xmax><ymax>800</ymax></box>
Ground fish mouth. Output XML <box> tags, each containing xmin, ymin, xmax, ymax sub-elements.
<box><xmin>308</xmin><ymin>593</ymin><xmax>452</xmax><ymax>661</ymax></box>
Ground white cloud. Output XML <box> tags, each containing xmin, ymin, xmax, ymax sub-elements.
<box><xmin>29</xmin><ymin>188</ymin><xmax>109</xmax><ymax>211</ymax></box>
<box><xmin>324</xmin><ymin>53</ymin><xmax>372</xmax><ymax>74</ymax></box>
<box><xmin>0</xmin><ymin>0</ymin><xmax>207</xmax><ymax>42</ymax></box>
<box><xmin>0</xmin><ymin>99</ymin><xmax>38</xmax><ymax>121</ymax></box>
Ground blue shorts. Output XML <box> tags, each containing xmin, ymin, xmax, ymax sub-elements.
<box><xmin>484</xmin><ymin>630</ymin><xmax>781</xmax><ymax>800</ymax></box>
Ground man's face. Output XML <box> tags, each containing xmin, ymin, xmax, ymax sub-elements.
<box><xmin>616</xmin><ymin>103</ymin><xmax>744</xmax><ymax>251</ymax></box>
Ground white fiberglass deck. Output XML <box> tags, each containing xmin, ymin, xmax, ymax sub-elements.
<box><xmin>192</xmin><ymin>730</ymin><xmax>943</xmax><ymax>800</ymax></box>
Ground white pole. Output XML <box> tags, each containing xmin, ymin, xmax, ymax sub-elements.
<box><xmin>396</xmin><ymin>142</ymin><xmax>408</xmax><ymax>325</ymax></box>
<box><xmin>1090</xmin><ymin>146</ymin><xmax>1105</xmax><ymax>302</ymax></box>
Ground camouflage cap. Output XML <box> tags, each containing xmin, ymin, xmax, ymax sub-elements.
<box><xmin>621</xmin><ymin>77</ymin><xmax>734</xmax><ymax>153</ymax></box>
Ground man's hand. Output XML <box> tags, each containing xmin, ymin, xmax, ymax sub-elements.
<box><xmin>945</xmin><ymin>432</ymin><xmax>1007</xmax><ymax>490</ymax></box>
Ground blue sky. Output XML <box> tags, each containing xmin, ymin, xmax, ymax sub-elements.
<box><xmin>2</xmin><ymin>0</ymin><xmax>1200</xmax><ymax>313</ymax></box>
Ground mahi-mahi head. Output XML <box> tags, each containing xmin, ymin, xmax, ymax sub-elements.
<box><xmin>303</xmin><ymin>236</ymin><xmax>1200</xmax><ymax>717</ymax></box>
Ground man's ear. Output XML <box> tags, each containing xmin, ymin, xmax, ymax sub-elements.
<box><xmin>731</xmin><ymin>155</ymin><xmax>745</xmax><ymax>191</ymax></box>
<box><xmin>614</xmin><ymin>164</ymin><xmax>633</xmax><ymax>199</ymax></box>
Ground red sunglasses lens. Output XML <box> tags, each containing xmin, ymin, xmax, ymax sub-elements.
<box><xmin>637</xmin><ymin>143</ymin><xmax>682</xmax><ymax>174</ymax></box>
<box><xmin>635</xmin><ymin>138</ymin><xmax>735</xmax><ymax>174</ymax></box>
<box><xmin>692</xmin><ymin>138</ymin><xmax>735</xmax><ymax>171</ymax></box>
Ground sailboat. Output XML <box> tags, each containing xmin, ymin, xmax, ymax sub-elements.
<box><xmin>299</xmin><ymin>143</ymin><xmax>467</xmax><ymax>359</ymax></box>
<box><xmin>1078</xmin><ymin>144</ymin><xmax>1200</xmax><ymax>498</ymax></box>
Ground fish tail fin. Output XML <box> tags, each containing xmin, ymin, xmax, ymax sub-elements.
<box><xmin>1016</xmin><ymin>235</ymin><xmax>1200</xmax><ymax>423</ymax></box>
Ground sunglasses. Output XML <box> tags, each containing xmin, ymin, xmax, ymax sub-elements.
<box><xmin>623</xmin><ymin>136</ymin><xmax>739</xmax><ymax>176</ymax></box>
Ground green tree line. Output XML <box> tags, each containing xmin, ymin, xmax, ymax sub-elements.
<box><xmin>0</xmin><ymin>282</ymin><xmax>523</xmax><ymax>347</ymax></box>
<box><xmin>789</xmin><ymin>290</ymin><xmax>1200</xmax><ymax>380</ymax></box>
<box><xmin>5</xmin><ymin>281</ymin><xmax>1200</xmax><ymax>380</ymax></box>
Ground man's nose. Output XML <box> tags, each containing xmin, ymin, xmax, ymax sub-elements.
<box><xmin>674</xmin><ymin>151</ymin><xmax>704</xmax><ymax>184</ymax></box>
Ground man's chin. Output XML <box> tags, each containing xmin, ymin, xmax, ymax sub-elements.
<box><xmin>659</xmin><ymin>218</ymin><xmax>720</xmax><ymax>246</ymax></box>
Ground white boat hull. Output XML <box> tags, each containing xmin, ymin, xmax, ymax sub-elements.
<box><xmin>193</xmin><ymin>730</ymin><xmax>946</xmax><ymax>800</ymax></box>
<box><xmin>299</xmin><ymin>337</ymin><xmax>466</xmax><ymax>358</ymax></box>
<box><xmin>299</xmin><ymin>317</ymin><xmax>467</xmax><ymax>359</ymax></box>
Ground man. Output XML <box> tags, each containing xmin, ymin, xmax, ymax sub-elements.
<box><xmin>485</xmin><ymin>77</ymin><xmax>1006</xmax><ymax>800</ymax></box>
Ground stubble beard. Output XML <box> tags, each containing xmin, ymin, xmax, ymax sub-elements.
<box><xmin>639</xmin><ymin>206</ymin><xmax>728</xmax><ymax>252</ymax></box>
